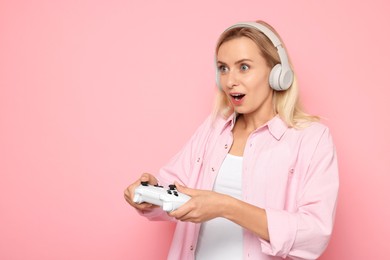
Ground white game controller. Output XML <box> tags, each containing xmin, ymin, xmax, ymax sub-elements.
<box><xmin>133</xmin><ymin>182</ymin><xmax>191</xmax><ymax>212</ymax></box>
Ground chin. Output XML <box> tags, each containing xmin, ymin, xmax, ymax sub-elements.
<box><xmin>233</xmin><ymin>107</ymin><xmax>248</xmax><ymax>114</ymax></box>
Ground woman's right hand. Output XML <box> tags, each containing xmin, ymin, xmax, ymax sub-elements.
<box><xmin>123</xmin><ymin>173</ymin><xmax>159</xmax><ymax>212</ymax></box>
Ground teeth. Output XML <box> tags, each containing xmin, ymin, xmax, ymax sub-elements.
<box><xmin>231</xmin><ymin>93</ymin><xmax>245</xmax><ymax>101</ymax></box>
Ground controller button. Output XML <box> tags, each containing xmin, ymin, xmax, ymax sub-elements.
<box><xmin>167</xmin><ymin>190</ymin><xmax>172</xmax><ymax>195</ymax></box>
<box><xmin>169</xmin><ymin>184</ymin><xmax>176</xmax><ymax>190</ymax></box>
<box><xmin>140</xmin><ymin>181</ymin><xmax>148</xmax><ymax>186</ymax></box>
<box><xmin>173</xmin><ymin>191</ymin><xmax>178</xmax><ymax>196</ymax></box>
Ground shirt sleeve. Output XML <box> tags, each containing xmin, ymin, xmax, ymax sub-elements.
<box><xmin>260</xmin><ymin>126</ymin><xmax>339</xmax><ymax>259</ymax></box>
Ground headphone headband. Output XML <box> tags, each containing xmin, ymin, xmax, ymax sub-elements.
<box><xmin>224</xmin><ymin>22</ymin><xmax>282</xmax><ymax>47</ymax></box>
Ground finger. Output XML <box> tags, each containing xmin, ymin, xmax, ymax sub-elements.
<box><xmin>171</xmin><ymin>210</ymin><xmax>198</xmax><ymax>223</ymax></box>
<box><xmin>124</xmin><ymin>193</ymin><xmax>136</xmax><ymax>206</ymax></box>
<box><xmin>178</xmin><ymin>214</ymin><xmax>195</xmax><ymax>222</ymax></box>
<box><xmin>124</xmin><ymin>182</ymin><xmax>139</xmax><ymax>198</ymax></box>
<box><xmin>170</xmin><ymin>205</ymin><xmax>202</xmax><ymax>223</ymax></box>
<box><xmin>169</xmin><ymin>209</ymin><xmax>187</xmax><ymax>220</ymax></box>
<box><xmin>136</xmin><ymin>203</ymin><xmax>158</xmax><ymax>210</ymax></box>
<box><xmin>124</xmin><ymin>184</ymin><xmax>143</xmax><ymax>206</ymax></box>
<box><xmin>124</xmin><ymin>187</ymin><xmax>135</xmax><ymax>203</ymax></box>
<box><xmin>169</xmin><ymin>201</ymin><xmax>192</xmax><ymax>219</ymax></box>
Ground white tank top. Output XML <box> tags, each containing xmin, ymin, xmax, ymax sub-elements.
<box><xmin>195</xmin><ymin>154</ymin><xmax>243</xmax><ymax>260</ymax></box>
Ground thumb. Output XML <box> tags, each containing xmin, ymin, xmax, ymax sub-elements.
<box><xmin>174</xmin><ymin>181</ymin><xmax>196</xmax><ymax>196</ymax></box>
<box><xmin>140</xmin><ymin>173</ymin><xmax>158</xmax><ymax>186</ymax></box>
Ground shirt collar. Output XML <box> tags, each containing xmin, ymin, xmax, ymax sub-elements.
<box><xmin>220</xmin><ymin>112</ymin><xmax>238</xmax><ymax>133</ymax></box>
<box><xmin>220</xmin><ymin>113</ymin><xmax>289</xmax><ymax>141</ymax></box>
<box><xmin>266</xmin><ymin>115</ymin><xmax>289</xmax><ymax>140</ymax></box>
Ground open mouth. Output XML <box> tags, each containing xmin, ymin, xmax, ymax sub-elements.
<box><xmin>230</xmin><ymin>93</ymin><xmax>245</xmax><ymax>101</ymax></box>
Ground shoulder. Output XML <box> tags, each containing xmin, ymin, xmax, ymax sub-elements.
<box><xmin>288</xmin><ymin>121</ymin><xmax>335</xmax><ymax>149</ymax></box>
<box><xmin>298</xmin><ymin>121</ymin><xmax>330</xmax><ymax>136</ymax></box>
<box><xmin>292</xmin><ymin>120</ymin><xmax>331</xmax><ymax>137</ymax></box>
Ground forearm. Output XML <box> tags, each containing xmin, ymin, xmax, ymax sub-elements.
<box><xmin>222</xmin><ymin>195</ymin><xmax>270</xmax><ymax>242</ymax></box>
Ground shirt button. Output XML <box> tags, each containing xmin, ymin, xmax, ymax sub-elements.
<box><xmin>224</xmin><ymin>144</ymin><xmax>228</xmax><ymax>149</ymax></box>
<box><xmin>211</xmin><ymin>167</ymin><xmax>215</xmax><ymax>172</ymax></box>
<box><xmin>197</xmin><ymin>157</ymin><xmax>200</xmax><ymax>162</ymax></box>
<box><xmin>190</xmin><ymin>245</ymin><xmax>194</xmax><ymax>251</ymax></box>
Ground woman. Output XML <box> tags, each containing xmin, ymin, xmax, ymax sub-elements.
<box><xmin>124</xmin><ymin>20</ymin><xmax>339</xmax><ymax>260</ymax></box>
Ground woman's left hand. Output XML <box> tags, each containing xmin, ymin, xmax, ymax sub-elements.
<box><xmin>168</xmin><ymin>182</ymin><xmax>231</xmax><ymax>223</ymax></box>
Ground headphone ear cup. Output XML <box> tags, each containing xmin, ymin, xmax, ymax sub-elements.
<box><xmin>269</xmin><ymin>64</ymin><xmax>282</xmax><ymax>90</ymax></box>
<box><xmin>279</xmin><ymin>69</ymin><xmax>294</xmax><ymax>91</ymax></box>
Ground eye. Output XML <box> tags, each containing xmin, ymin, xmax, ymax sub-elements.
<box><xmin>218</xmin><ymin>65</ymin><xmax>229</xmax><ymax>74</ymax></box>
<box><xmin>240</xmin><ymin>64</ymin><xmax>250</xmax><ymax>71</ymax></box>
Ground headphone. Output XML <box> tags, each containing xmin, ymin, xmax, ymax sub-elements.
<box><xmin>216</xmin><ymin>22</ymin><xmax>294</xmax><ymax>91</ymax></box>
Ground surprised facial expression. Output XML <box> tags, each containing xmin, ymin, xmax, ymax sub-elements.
<box><xmin>217</xmin><ymin>37</ymin><xmax>274</xmax><ymax>117</ymax></box>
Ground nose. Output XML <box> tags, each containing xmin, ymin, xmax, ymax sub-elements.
<box><xmin>225</xmin><ymin>70</ymin><xmax>239</xmax><ymax>89</ymax></box>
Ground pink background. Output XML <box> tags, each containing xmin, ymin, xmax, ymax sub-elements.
<box><xmin>1</xmin><ymin>0</ymin><xmax>389</xmax><ymax>259</ymax></box>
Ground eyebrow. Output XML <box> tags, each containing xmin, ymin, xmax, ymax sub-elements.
<box><xmin>216</xmin><ymin>58</ymin><xmax>254</xmax><ymax>65</ymax></box>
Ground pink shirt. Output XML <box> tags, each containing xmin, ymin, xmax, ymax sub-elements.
<box><xmin>140</xmin><ymin>114</ymin><xmax>339</xmax><ymax>260</ymax></box>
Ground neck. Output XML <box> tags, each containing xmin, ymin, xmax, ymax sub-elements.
<box><xmin>237</xmin><ymin>108</ymin><xmax>275</xmax><ymax>133</ymax></box>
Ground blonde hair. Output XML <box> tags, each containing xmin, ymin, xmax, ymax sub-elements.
<box><xmin>213</xmin><ymin>20</ymin><xmax>318</xmax><ymax>128</ymax></box>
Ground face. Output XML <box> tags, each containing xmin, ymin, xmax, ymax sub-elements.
<box><xmin>217</xmin><ymin>37</ymin><xmax>274</xmax><ymax>118</ymax></box>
